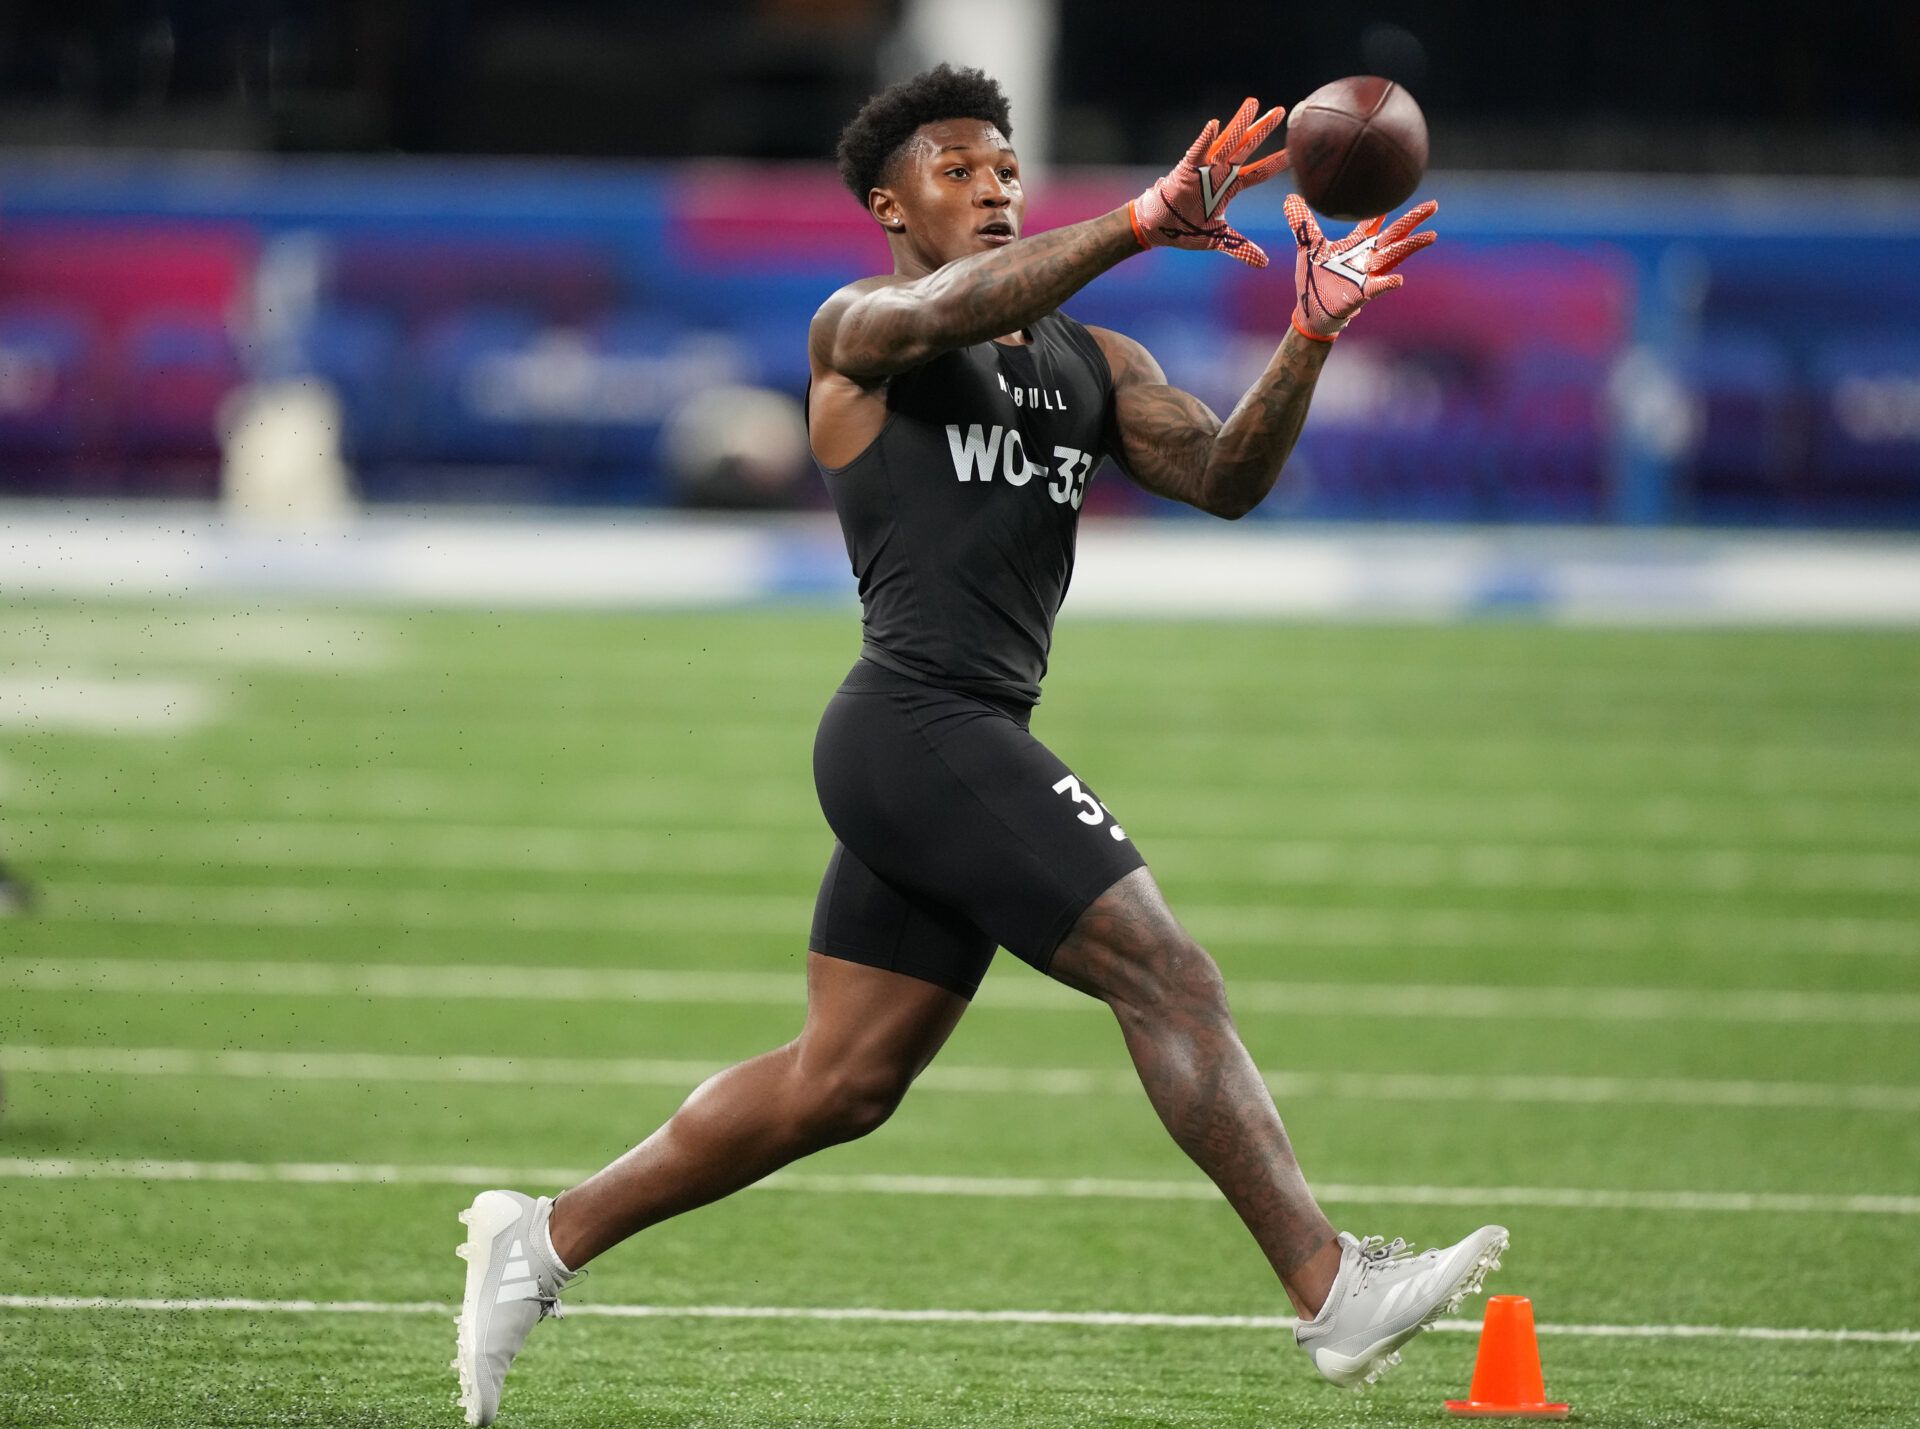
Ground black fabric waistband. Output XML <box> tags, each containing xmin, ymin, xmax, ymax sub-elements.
<box><xmin>841</xmin><ymin>654</ymin><xmax>1036</xmax><ymax>725</ymax></box>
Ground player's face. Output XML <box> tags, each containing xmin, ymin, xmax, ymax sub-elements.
<box><xmin>878</xmin><ymin>119</ymin><xmax>1025</xmax><ymax>267</ymax></box>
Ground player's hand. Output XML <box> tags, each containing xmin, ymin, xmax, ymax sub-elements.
<box><xmin>1287</xmin><ymin>194</ymin><xmax>1439</xmax><ymax>340</ymax></box>
<box><xmin>1129</xmin><ymin>97</ymin><xmax>1289</xmax><ymax>269</ymax></box>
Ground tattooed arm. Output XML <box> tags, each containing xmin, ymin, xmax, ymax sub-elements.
<box><xmin>817</xmin><ymin>210</ymin><xmax>1141</xmax><ymax>381</ymax></box>
<box><xmin>1089</xmin><ymin>325</ymin><xmax>1331</xmax><ymax>520</ymax></box>
<box><xmin>1085</xmin><ymin>195</ymin><xmax>1441</xmax><ymax>518</ymax></box>
<box><xmin>816</xmin><ymin>96</ymin><xmax>1293</xmax><ymax>383</ymax></box>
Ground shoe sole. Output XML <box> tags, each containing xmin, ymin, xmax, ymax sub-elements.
<box><xmin>1315</xmin><ymin>1229</ymin><xmax>1509</xmax><ymax>1391</ymax></box>
<box><xmin>451</xmin><ymin>1190</ymin><xmax>526</xmax><ymax>1427</ymax></box>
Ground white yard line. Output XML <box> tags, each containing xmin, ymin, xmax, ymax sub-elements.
<box><xmin>8</xmin><ymin>776</ymin><xmax>1918</xmax><ymax>857</ymax></box>
<box><xmin>0</xmin><ymin>1293</ymin><xmax>1913</xmax><ymax>1344</ymax></box>
<box><xmin>31</xmin><ymin>882</ymin><xmax>1920</xmax><ymax>957</ymax></box>
<box><xmin>2</xmin><ymin>1157</ymin><xmax>1915</xmax><ymax>1216</ymax></box>
<box><xmin>0</xmin><ymin>612</ymin><xmax>395</xmax><ymax>669</ymax></box>
<box><xmin>0</xmin><ymin>676</ymin><xmax>216</xmax><ymax>733</ymax></box>
<box><xmin>7</xmin><ymin>1044</ymin><xmax>1918</xmax><ymax>1114</ymax></box>
<box><xmin>10</xmin><ymin>816</ymin><xmax>1920</xmax><ymax>894</ymax></box>
<box><xmin>9</xmin><ymin>956</ymin><xmax>1919</xmax><ymax>1024</ymax></box>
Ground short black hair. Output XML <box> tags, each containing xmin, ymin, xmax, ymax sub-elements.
<box><xmin>834</xmin><ymin>64</ymin><xmax>1013</xmax><ymax>206</ymax></box>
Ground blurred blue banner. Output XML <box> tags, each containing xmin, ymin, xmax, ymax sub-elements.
<box><xmin>1</xmin><ymin>157</ymin><xmax>1916</xmax><ymax>528</ymax></box>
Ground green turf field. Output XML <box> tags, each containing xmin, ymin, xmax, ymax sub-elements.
<box><xmin>2</xmin><ymin>601</ymin><xmax>1917</xmax><ymax>1427</ymax></box>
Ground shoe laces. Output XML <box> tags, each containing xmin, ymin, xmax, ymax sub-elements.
<box><xmin>533</xmin><ymin>1267</ymin><xmax>585</xmax><ymax>1321</ymax></box>
<box><xmin>1353</xmin><ymin>1235</ymin><xmax>1415</xmax><ymax>1271</ymax></box>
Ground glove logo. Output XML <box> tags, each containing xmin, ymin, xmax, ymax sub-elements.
<box><xmin>1198</xmin><ymin>164</ymin><xmax>1242</xmax><ymax>219</ymax></box>
<box><xmin>1323</xmin><ymin>235</ymin><xmax>1377</xmax><ymax>287</ymax></box>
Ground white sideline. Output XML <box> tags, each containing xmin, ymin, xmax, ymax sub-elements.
<box><xmin>37</xmin><ymin>881</ymin><xmax>1920</xmax><ymax>958</ymax></box>
<box><xmin>3</xmin><ymin>1157</ymin><xmax>1916</xmax><ymax>1216</ymax></box>
<box><xmin>11</xmin><ymin>956</ymin><xmax>1920</xmax><ymax>1025</ymax></box>
<box><xmin>13</xmin><ymin>815</ymin><xmax>1920</xmax><ymax>895</ymax></box>
<box><xmin>0</xmin><ymin>1294</ymin><xmax>1914</xmax><ymax>1345</ymax></box>
<box><xmin>7</xmin><ymin>1043</ymin><xmax>1919</xmax><ymax>1114</ymax></box>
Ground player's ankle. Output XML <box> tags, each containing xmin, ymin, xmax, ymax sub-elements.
<box><xmin>1286</xmin><ymin>1235</ymin><xmax>1345</xmax><ymax>1321</ymax></box>
<box><xmin>540</xmin><ymin>1192</ymin><xmax>585</xmax><ymax>1278</ymax></box>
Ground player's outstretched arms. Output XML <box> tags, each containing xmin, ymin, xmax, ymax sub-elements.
<box><xmin>1091</xmin><ymin>195</ymin><xmax>1440</xmax><ymax>519</ymax></box>
<box><xmin>814</xmin><ymin>97</ymin><xmax>1290</xmax><ymax>383</ymax></box>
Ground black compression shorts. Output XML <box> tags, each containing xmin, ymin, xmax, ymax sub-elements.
<box><xmin>810</xmin><ymin>659</ymin><xmax>1147</xmax><ymax>999</ymax></box>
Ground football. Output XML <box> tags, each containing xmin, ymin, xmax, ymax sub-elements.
<box><xmin>1284</xmin><ymin>76</ymin><xmax>1429</xmax><ymax>221</ymax></box>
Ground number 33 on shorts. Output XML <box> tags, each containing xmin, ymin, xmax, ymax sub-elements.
<box><xmin>1052</xmin><ymin>774</ymin><xmax>1129</xmax><ymax>842</ymax></box>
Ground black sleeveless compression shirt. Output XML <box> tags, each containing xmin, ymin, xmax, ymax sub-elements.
<box><xmin>817</xmin><ymin>310</ymin><xmax>1115</xmax><ymax>707</ymax></box>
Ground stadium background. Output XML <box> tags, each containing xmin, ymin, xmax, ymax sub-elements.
<box><xmin>2</xmin><ymin>3</ymin><xmax>1917</xmax><ymax>1426</ymax></box>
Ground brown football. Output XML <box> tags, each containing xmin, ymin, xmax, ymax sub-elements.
<box><xmin>1284</xmin><ymin>76</ymin><xmax>1428</xmax><ymax>222</ymax></box>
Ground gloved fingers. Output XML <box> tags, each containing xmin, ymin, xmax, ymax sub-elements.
<box><xmin>1237</xmin><ymin>148</ymin><xmax>1291</xmax><ymax>187</ymax></box>
<box><xmin>1182</xmin><ymin>118</ymin><xmax>1221</xmax><ymax>168</ymax></box>
<box><xmin>1327</xmin><ymin>219</ymin><xmax>1382</xmax><ymax>255</ymax></box>
<box><xmin>1282</xmin><ymin>192</ymin><xmax>1325</xmax><ymax>249</ymax></box>
<box><xmin>1361</xmin><ymin>271</ymin><xmax>1406</xmax><ymax>299</ymax></box>
<box><xmin>1367</xmin><ymin>229</ymin><xmax>1437</xmax><ymax>276</ymax></box>
<box><xmin>1216</xmin><ymin>224</ymin><xmax>1270</xmax><ymax>269</ymax></box>
<box><xmin>1379</xmin><ymin>198</ymin><xmax>1439</xmax><ymax>245</ymax></box>
<box><xmin>1224</xmin><ymin>106</ymin><xmax>1286</xmax><ymax>165</ymax></box>
<box><xmin>1206</xmin><ymin>97</ymin><xmax>1261</xmax><ymax>163</ymax></box>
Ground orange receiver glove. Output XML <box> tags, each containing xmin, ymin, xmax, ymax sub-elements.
<box><xmin>1130</xmin><ymin>98</ymin><xmax>1290</xmax><ymax>269</ymax></box>
<box><xmin>1286</xmin><ymin>194</ymin><xmax>1439</xmax><ymax>340</ymax></box>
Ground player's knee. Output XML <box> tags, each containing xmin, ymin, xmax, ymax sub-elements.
<box><xmin>1123</xmin><ymin>935</ymin><xmax>1232</xmax><ymax>1024</ymax></box>
<box><xmin>800</xmin><ymin>1062</ymin><xmax>911</xmax><ymax>1145</ymax></box>
<box><xmin>1061</xmin><ymin>914</ymin><xmax>1231</xmax><ymax>1024</ymax></box>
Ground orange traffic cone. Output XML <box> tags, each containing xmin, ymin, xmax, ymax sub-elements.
<box><xmin>1444</xmin><ymin>1295</ymin><xmax>1571</xmax><ymax>1418</ymax></box>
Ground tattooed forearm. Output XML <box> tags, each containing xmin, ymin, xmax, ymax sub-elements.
<box><xmin>1112</xmin><ymin>327</ymin><xmax>1332</xmax><ymax>518</ymax></box>
<box><xmin>1202</xmin><ymin>330</ymin><xmax>1332</xmax><ymax>515</ymax></box>
<box><xmin>835</xmin><ymin>209</ymin><xmax>1139</xmax><ymax>376</ymax></box>
<box><xmin>918</xmin><ymin>208</ymin><xmax>1139</xmax><ymax>346</ymax></box>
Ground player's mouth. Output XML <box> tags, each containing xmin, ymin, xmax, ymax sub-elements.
<box><xmin>977</xmin><ymin>220</ymin><xmax>1016</xmax><ymax>246</ymax></box>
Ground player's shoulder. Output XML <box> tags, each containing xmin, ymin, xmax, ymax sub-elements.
<box><xmin>811</xmin><ymin>275</ymin><xmax>910</xmax><ymax>335</ymax></box>
<box><xmin>1075</xmin><ymin>323</ymin><xmax>1166</xmax><ymax>388</ymax></box>
<box><xmin>809</xmin><ymin>274</ymin><xmax>914</xmax><ymax>374</ymax></box>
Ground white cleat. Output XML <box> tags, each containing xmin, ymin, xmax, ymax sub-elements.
<box><xmin>1295</xmin><ymin>1225</ymin><xmax>1508</xmax><ymax>1390</ymax></box>
<box><xmin>451</xmin><ymin>1190</ymin><xmax>573</xmax><ymax>1426</ymax></box>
